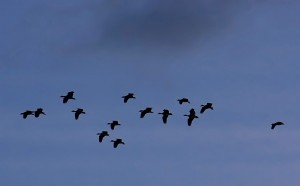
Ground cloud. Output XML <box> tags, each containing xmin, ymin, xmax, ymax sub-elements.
<box><xmin>83</xmin><ymin>0</ymin><xmax>246</xmax><ymax>51</ymax></box>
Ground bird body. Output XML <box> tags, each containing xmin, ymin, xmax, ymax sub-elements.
<box><xmin>271</xmin><ymin>121</ymin><xmax>284</xmax><ymax>130</ymax></box>
<box><xmin>122</xmin><ymin>93</ymin><xmax>136</xmax><ymax>103</ymax></box>
<box><xmin>158</xmin><ymin>109</ymin><xmax>172</xmax><ymax>124</ymax></box>
<box><xmin>111</xmin><ymin>138</ymin><xmax>125</xmax><ymax>148</ymax></box>
<box><xmin>72</xmin><ymin>108</ymin><xmax>86</xmax><ymax>120</ymax></box>
<box><xmin>177</xmin><ymin>98</ymin><xmax>190</xmax><ymax>104</ymax></box>
<box><xmin>107</xmin><ymin>120</ymin><xmax>121</xmax><ymax>130</ymax></box>
<box><xmin>20</xmin><ymin>110</ymin><xmax>34</xmax><ymax>119</ymax></box>
<box><xmin>61</xmin><ymin>91</ymin><xmax>75</xmax><ymax>103</ymax></box>
<box><xmin>34</xmin><ymin>108</ymin><xmax>46</xmax><ymax>118</ymax></box>
<box><xmin>200</xmin><ymin>103</ymin><xmax>213</xmax><ymax>114</ymax></box>
<box><xmin>97</xmin><ymin>131</ymin><xmax>109</xmax><ymax>142</ymax></box>
<box><xmin>139</xmin><ymin>107</ymin><xmax>153</xmax><ymax>118</ymax></box>
<box><xmin>184</xmin><ymin>108</ymin><xmax>198</xmax><ymax>126</ymax></box>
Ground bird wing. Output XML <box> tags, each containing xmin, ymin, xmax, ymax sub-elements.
<box><xmin>187</xmin><ymin>117</ymin><xmax>193</xmax><ymax>126</ymax></box>
<box><xmin>123</xmin><ymin>96</ymin><xmax>129</xmax><ymax>103</ymax></box>
<box><xmin>271</xmin><ymin>124</ymin><xmax>276</xmax><ymax>129</ymax></box>
<box><xmin>63</xmin><ymin>97</ymin><xmax>68</xmax><ymax>103</ymax></box>
<box><xmin>75</xmin><ymin>112</ymin><xmax>79</xmax><ymax>120</ymax></box>
<box><xmin>140</xmin><ymin>111</ymin><xmax>146</xmax><ymax>118</ymax></box>
<box><xmin>200</xmin><ymin>107</ymin><xmax>206</xmax><ymax>114</ymax></box>
<box><xmin>113</xmin><ymin>142</ymin><xmax>118</xmax><ymax>148</ymax></box>
<box><xmin>162</xmin><ymin>115</ymin><xmax>168</xmax><ymax>124</ymax></box>
<box><xmin>99</xmin><ymin>135</ymin><xmax>103</xmax><ymax>142</ymax></box>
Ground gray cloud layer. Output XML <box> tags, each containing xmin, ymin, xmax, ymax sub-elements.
<box><xmin>95</xmin><ymin>0</ymin><xmax>244</xmax><ymax>50</ymax></box>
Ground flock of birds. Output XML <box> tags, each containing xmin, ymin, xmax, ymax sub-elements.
<box><xmin>20</xmin><ymin>91</ymin><xmax>285</xmax><ymax>148</ymax></box>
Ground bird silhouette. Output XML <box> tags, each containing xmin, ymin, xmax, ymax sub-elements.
<box><xmin>20</xmin><ymin>110</ymin><xmax>34</xmax><ymax>119</ymax></box>
<box><xmin>184</xmin><ymin>108</ymin><xmax>198</xmax><ymax>126</ymax></box>
<box><xmin>189</xmin><ymin>108</ymin><xmax>196</xmax><ymax>116</ymax></box>
<box><xmin>200</xmin><ymin>103</ymin><xmax>213</xmax><ymax>114</ymax></box>
<box><xmin>122</xmin><ymin>93</ymin><xmax>136</xmax><ymax>103</ymax></box>
<box><xmin>158</xmin><ymin>109</ymin><xmax>173</xmax><ymax>124</ymax></box>
<box><xmin>139</xmin><ymin>107</ymin><xmax>153</xmax><ymax>118</ymax></box>
<box><xmin>177</xmin><ymin>98</ymin><xmax>190</xmax><ymax>104</ymax></box>
<box><xmin>271</xmin><ymin>121</ymin><xmax>284</xmax><ymax>130</ymax></box>
<box><xmin>107</xmin><ymin>120</ymin><xmax>121</xmax><ymax>130</ymax></box>
<box><xmin>111</xmin><ymin>138</ymin><xmax>125</xmax><ymax>148</ymax></box>
<box><xmin>61</xmin><ymin>91</ymin><xmax>75</xmax><ymax>104</ymax></box>
<box><xmin>96</xmin><ymin>131</ymin><xmax>109</xmax><ymax>142</ymax></box>
<box><xmin>34</xmin><ymin>108</ymin><xmax>46</xmax><ymax>118</ymax></box>
<box><xmin>71</xmin><ymin>108</ymin><xmax>86</xmax><ymax>120</ymax></box>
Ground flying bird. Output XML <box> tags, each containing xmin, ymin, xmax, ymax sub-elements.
<box><xmin>34</xmin><ymin>108</ymin><xmax>46</xmax><ymax>118</ymax></box>
<box><xmin>107</xmin><ymin>120</ymin><xmax>121</xmax><ymax>130</ymax></box>
<box><xmin>72</xmin><ymin>108</ymin><xmax>86</xmax><ymax>120</ymax></box>
<box><xmin>96</xmin><ymin>131</ymin><xmax>109</xmax><ymax>142</ymax></box>
<box><xmin>111</xmin><ymin>138</ymin><xmax>125</xmax><ymax>148</ymax></box>
<box><xmin>20</xmin><ymin>110</ymin><xmax>34</xmax><ymax>119</ymax></box>
<box><xmin>189</xmin><ymin>108</ymin><xmax>196</xmax><ymax>116</ymax></box>
<box><xmin>122</xmin><ymin>93</ymin><xmax>136</xmax><ymax>103</ymax></box>
<box><xmin>271</xmin><ymin>121</ymin><xmax>285</xmax><ymax>130</ymax></box>
<box><xmin>139</xmin><ymin>107</ymin><xmax>153</xmax><ymax>118</ymax></box>
<box><xmin>177</xmin><ymin>98</ymin><xmax>190</xmax><ymax>104</ymax></box>
<box><xmin>200</xmin><ymin>103</ymin><xmax>214</xmax><ymax>114</ymax></box>
<box><xmin>61</xmin><ymin>91</ymin><xmax>75</xmax><ymax>103</ymax></box>
<box><xmin>158</xmin><ymin>109</ymin><xmax>173</xmax><ymax>124</ymax></box>
<box><xmin>184</xmin><ymin>108</ymin><xmax>198</xmax><ymax>126</ymax></box>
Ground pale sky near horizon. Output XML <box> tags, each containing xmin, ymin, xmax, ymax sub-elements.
<box><xmin>1</xmin><ymin>0</ymin><xmax>300</xmax><ymax>185</ymax></box>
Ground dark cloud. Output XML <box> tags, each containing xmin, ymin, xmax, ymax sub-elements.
<box><xmin>94</xmin><ymin>0</ymin><xmax>245</xmax><ymax>50</ymax></box>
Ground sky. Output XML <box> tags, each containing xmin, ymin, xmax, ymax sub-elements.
<box><xmin>1</xmin><ymin>0</ymin><xmax>300</xmax><ymax>185</ymax></box>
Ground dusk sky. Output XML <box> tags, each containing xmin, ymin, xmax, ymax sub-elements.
<box><xmin>1</xmin><ymin>0</ymin><xmax>300</xmax><ymax>185</ymax></box>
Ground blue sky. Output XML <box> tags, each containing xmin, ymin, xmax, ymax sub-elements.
<box><xmin>1</xmin><ymin>0</ymin><xmax>300</xmax><ymax>185</ymax></box>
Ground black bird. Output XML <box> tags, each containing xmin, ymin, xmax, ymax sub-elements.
<box><xmin>61</xmin><ymin>91</ymin><xmax>75</xmax><ymax>104</ymax></box>
<box><xmin>72</xmin><ymin>108</ymin><xmax>86</xmax><ymax>120</ymax></box>
<box><xmin>20</xmin><ymin>110</ymin><xmax>34</xmax><ymax>119</ymax></box>
<box><xmin>200</xmin><ymin>103</ymin><xmax>213</xmax><ymax>114</ymax></box>
<box><xmin>96</xmin><ymin>131</ymin><xmax>109</xmax><ymax>142</ymax></box>
<box><xmin>139</xmin><ymin>107</ymin><xmax>153</xmax><ymax>118</ymax></box>
<box><xmin>177</xmin><ymin>98</ymin><xmax>190</xmax><ymax>105</ymax></box>
<box><xmin>271</xmin><ymin>121</ymin><xmax>285</xmax><ymax>130</ymax></box>
<box><xmin>122</xmin><ymin>93</ymin><xmax>136</xmax><ymax>103</ymax></box>
<box><xmin>111</xmin><ymin>138</ymin><xmax>125</xmax><ymax>148</ymax></box>
<box><xmin>184</xmin><ymin>108</ymin><xmax>198</xmax><ymax>126</ymax></box>
<box><xmin>107</xmin><ymin>120</ymin><xmax>121</xmax><ymax>130</ymax></box>
<box><xmin>158</xmin><ymin>109</ymin><xmax>173</xmax><ymax>124</ymax></box>
<box><xmin>34</xmin><ymin>108</ymin><xmax>46</xmax><ymax>118</ymax></box>
<box><xmin>189</xmin><ymin>108</ymin><xmax>196</xmax><ymax>116</ymax></box>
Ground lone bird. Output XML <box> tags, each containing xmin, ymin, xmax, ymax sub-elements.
<box><xmin>184</xmin><ymin>108</ymin><xmax>198</xmax><ymax>126</ymax></box>
<box><xmin>72</xmin><ymin>108</ymin><xmax>86</xmax><ymax>120</ymax></box>
<box><xmin>271</xmin><ymin>121</ymin><xmax>285</xmax><ymax>130</ymax></box>
<box><xmin>107</xmin><ymin>120</ymin><xmax>121</xmax><ymax>130</ymax></box>
<box><xmin>111</xmin><ymin>138</ymin><xmax>125</xmax><ymax>148</ymax></box>
<box><xmin>177</xmin><ymin>98</ymin><xmax>190</xmax><ymax>105</ymax></box>
<box><xmin>20</xmin><ymin>110</ymin><xmax>34</xmax><ymax>119</ymax></box>
<box><xmin>34</xmin><ymin>108</ymin><xmax>46</xmax><ymax>118</ymax></box>
<box><xmin>139</xmin><ymin>107</ymin><xmax>153</xmax><ymax>118</ymax></box>
<box><xmin>158</xmin><ymin>109</ymin><xmax>173</xmax><ymax>124</ymax></box>
<box><xmin>122</xmin><ymin>93</ymin><xmax>136</xmax><ymax>103</ymax></box>
<box><xmin>96</xmin><ymin>131</ymin><xmax>109</xmax><ymax>142</ymax></box>
<box><xmin>61</xmin><ymin>91</ymin><xmax>75</xmax><ymax>104</ymax></box>
<box><xmin>200</xmin><ymin>103</ymin><xmax>214</xmax><ymax>114</ymax></box>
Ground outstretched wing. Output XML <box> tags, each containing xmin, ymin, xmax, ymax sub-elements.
<box><xmin>200</xmin><ymin>107</ymin><xmax>206</xmax><ymax>114</ymax></box>
<box><xmin>271</xmin><ymin>124</ymin><xmax>276</xmax><ymax>130</ymax></box>
<box><xmin>140</xmin><ymin>111</ymin><xmax>146</xmax><ymax>118</ymax></box>
<box><xmin>63</xmin><ymin>96</ymin><xmax>68</xmax><ymax>103</ymax></box>
<box><xmin>75</xmin><ymin>112</ymin><xmax>80</xmax><ymax>120</ymax></box>
<box><xmin>162</xmin><ymin>115</ymin><xmax>168</xmax><ymax>124</ymax></box>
